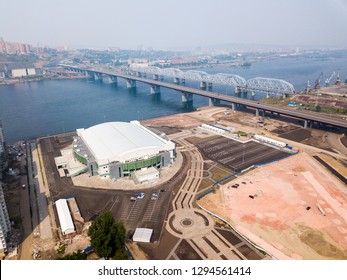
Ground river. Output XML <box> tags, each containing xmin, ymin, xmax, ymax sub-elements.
<box><xmin>1</xmin><ymin>56</ymin><xmax>346</xmax><ymax>143</ymax></box>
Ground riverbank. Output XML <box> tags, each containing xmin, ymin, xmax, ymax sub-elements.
<box><xmin>0</xmin><ymin>75</ymin><xmax>88</xmax><ymax>85</ymax></box>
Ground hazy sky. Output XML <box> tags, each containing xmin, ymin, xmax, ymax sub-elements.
<box><xmin>1</xmin><ymin>0</ymin><xmax>347</xmax><ymax>49</ymax></box>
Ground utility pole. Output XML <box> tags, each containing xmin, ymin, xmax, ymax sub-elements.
<box><xmin>242</xmin><ymin>145</ymin><xmax>245</xmax><ymax>164</ymax></box>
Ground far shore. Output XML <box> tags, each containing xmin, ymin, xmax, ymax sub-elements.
<box><xmin>0</xmin><ymin>75</ymin><xmax>88</xmax><ymax>85</ymax></box>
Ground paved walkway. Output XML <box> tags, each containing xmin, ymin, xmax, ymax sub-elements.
<box><xmin>31</xmin><ymin>142</ymin><xmax>52</xmax><ymax>240</ymax></box>
<box><xmin>164</xmin><ymin>130</ymin><xmax>263</xmax><ymax>260</ymax></box>
<box><xmin>323</xmin><ymin>132</ymin><xmax>347</xmax><ymax>156</ymax></box>
<box><xmin>19</xmin><ymin>150</ymin><xmax>33</xmax><ymax>260</ymax></box>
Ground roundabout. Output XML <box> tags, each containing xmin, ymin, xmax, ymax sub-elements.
<box><xmin>166</xmin><ymin>209</ymin><xmax>214</xmax><ymax>239</ymax></box>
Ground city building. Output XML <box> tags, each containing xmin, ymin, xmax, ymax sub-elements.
<box><xmin>70</xmin><ymin>121</ymin><xmax>175</xmax><ymax>180</ymax></box>
<box><xmin>11</xmin><ymin>68</ymin><xmax>36</xmax><ymax>78</ymax></box>
<box><xmin>0</xmin><ymin>38</ymin><xmax>31</xmax><ymax>54</ymax></box>
<box><xmin>0</xmin><ymin>181</ymin><xmax>11</xmax><ymax>254</ymax></box>
<box><xmin>11</xmin><ymin>69</ymin><xmax>27</xmax><ymax>78</ymax></box>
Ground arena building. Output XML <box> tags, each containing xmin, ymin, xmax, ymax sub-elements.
<box><xmin>71</xmin><ymin>121</ymin><xmax>175</xmax><ymax>180</ymax></box>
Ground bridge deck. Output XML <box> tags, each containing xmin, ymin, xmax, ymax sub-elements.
<box><xmin>61</xmin><ymin>65</ymin><xmax>347</xmax><ymax>129</ymax></box>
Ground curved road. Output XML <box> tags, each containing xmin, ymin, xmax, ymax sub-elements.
<box><xmin>323</xmin><ymin>132</ymin><xmax>347</xmax><ymax>156</ymax></box>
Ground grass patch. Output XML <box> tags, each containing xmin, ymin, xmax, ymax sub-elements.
<box><xmin>197</xmin><ymin>179</ymin><xmax>214</xmax><ymax>193</ymax></box>
<box><xmin>210</xmin><ymin>167</ymin><xmax>233</xmax><ymax>182</ymax></box>
<box><xmin>56</xmin><ymin>244</ymin><xmax>66</xmax><ymax>254</ymax></box>
<box><xmin>203</xmin><ymin>162</ymin><xmax>214</xmax><ymax>171</ymax></box>
<box><xmin>303</xmin><ymin>104</ymin><xmax>347</xmax><ymax>114</ymax></box>
<box><xmin>215</xmin><ymin>163</ymin><xmax>235</xmax><ymax>174</ymax></box>
<box><xmin>260</xmin><ymin>97</ymin><xmax>290</xmax><ymax>105</ymax></box>
<box><xmin>234</xmin><ymin>131</ymin><xmax>248</xmax><ymax>137</ymax></box>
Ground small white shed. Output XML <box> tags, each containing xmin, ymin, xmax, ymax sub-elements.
<box><xmin>55</xmin><ymin>199</ymin><xmax>75</xmax><ymax>235</ymax></box>
<box><xmin>133</xmin><ymin>228</ymin><xmax>153</xmax><ymax>243</ymax></box>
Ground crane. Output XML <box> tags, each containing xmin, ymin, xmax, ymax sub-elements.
<box><xmin>304</xmin><ymin>80</ymin><xmax>311</xmax><ymax>94</ymax></box>
<box><xmin>335</xmin><ymin>69</ymin><xmax>341</xmax><ymax>85</ymax></box>
<box><xmin>325</xmin><ymin>71</ymin><xmax>336</xmax><ymax>86</ymax></box>
<box><xmin>314</xmin><ymin>72</ymin><xmax>323</xmax><ymax>89</ymax></box>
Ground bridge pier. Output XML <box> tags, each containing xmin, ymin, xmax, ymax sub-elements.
<box><xmin>255</xmin><ymin>108</ymin><xmax>260</xmax><ymax>117</ymax></box>
<box><xmin>111</xmin><ymin>76</ymin><xmax>118</xmax><ymax>84</ymax></box>
<box><xmin>150</xmin><ymin>85</ymin><xmax>160</xmax><ymax>94</ymax></box>
<box><xmin>266</xmin><ymin>92</ymin><xmax>270</xmax><ymax>98</ymax></box>
<box><xmin>160</xmin><ymin>75</ymin><xmax>164</xmax><ymax>81</ymax></box>
<box><xmin>136</xmin><ymin>72</ymin><xmax>142</xmax><ymax>77</ymax></box>
<box><xmin>153</xmin><ymin>74</ymin><xmax>159</xmax><ymax>80</ymax></box>
<box><xmin>126</xmin><ymin>79</ymin><xmax>136</xmax><ymax>88</ymax></box>
<box><xmin>182</xmin><ymin>92</ymin><xmax>193</xmax><ymax>106</ymax></box>
<box><xmin>102</xmin><ymin>75</ymin><xmax>117</xmax><ymax>84</ymax></box>
<box><xmin>174</xmin><ymin>77</ymin><xmax>180</xmax><ymax>84</ymax></box>
<box><xmin>208</xmin><ymin>98</ymin><xmax>220</xmax><ymax>106</ymax></box>
<box><xmin>303</xmin><ymin>120</ymin><xmax>312</xmax><ymax>129</ymax></box>
<box><xmin>282</xmin><ymin>93</ymin><xmax>287</xmax><ymax>98</ymax></box>
<box><xmin>230</xmin><ymin>102</ymin><xmax>237</xmax><ymax>111</ymax></box>
<box><xmin>235</xmin><ymin>86</ymin><xmax>242</xmax><ymax>94</ymax></box>
<box><xmin>181</xmin><ymin>78</ymin><xmax>185</xmax><ymax>85</ymax></box>
<box><xmin>200</xmin><ymin>81</ymin><xmax>207</xmax><ymax>88</ymax></box>
<box><xmin>94</xmin><ymin>73</ymin><xmax>102</xmax><ymax>81</ymax></box>
<box><xmin>85</xmin><ymin>71</ymin><xmax>90</xmax><ymax>77</ymax></box>
<box><xmin>143</xmin><ymin>73</ymin><xmax>147</xmax><ymax>78</ymax></box>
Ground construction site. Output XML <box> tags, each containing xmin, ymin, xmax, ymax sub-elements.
<box><xmin>3</xmin><ymin>102</ymin><xmax>347</xmax><ymax>260</ymax></box>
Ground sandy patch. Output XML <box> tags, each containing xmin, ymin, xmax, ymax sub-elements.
<box><xmin>199</xmin><ymin>152</ymin><xmax>347</xmax><ymax>259</ymax></box>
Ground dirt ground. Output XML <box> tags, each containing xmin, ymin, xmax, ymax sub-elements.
<box><xmin>5</xmin><ymin>105</ymin><xmax>346</xmax><ymax>260</ymax></box>
<box><xmin>141</xmin><ymin>112</ymin><xmax>203</xmax><ymax>129</ymax></box>
<box><xmin>199</xmin><ymin>152</ymin><xmax>347</xmax><ymax>260</ymax></box>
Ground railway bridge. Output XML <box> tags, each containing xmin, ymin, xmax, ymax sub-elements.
<box><xmin>60</xmin><ymin>64</ymin><xmax>347</xmax><ymax>130</ymax></box>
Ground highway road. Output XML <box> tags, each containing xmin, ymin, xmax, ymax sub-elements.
<box><xmin>62</xmin><ymin>65</ymin><xmax>347</xmax><ymax>129</ymax></box>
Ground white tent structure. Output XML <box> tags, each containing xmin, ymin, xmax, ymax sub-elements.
<box><xmin>55</xmin><ymin>199</ymin><xmax>75</xmax><ymax>235</ymax></box>
<box><xmin>133</xmin><ymin>228</ymin><xmax>153</xmax><ymax>243</ymax></box>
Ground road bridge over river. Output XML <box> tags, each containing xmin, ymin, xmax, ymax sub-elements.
<box><xmin>60</xmin><ymin>65</ymin><xmax>347</xmax><ymax>130</ymax></box>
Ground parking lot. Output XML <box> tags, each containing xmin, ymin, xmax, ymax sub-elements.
<box><xmin>197</xmin><ymin>137</ymin><xmax>290</xmax><ymax>171</ymax></box>
<box><xmin>38</xmin><ymin>134</ymin><xmax>174</xmax><ymax>242</ymax></box>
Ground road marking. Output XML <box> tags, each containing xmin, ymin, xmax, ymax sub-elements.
<box><xmin>109</xmin><ymin>196</ymin><xmax>119</xmax><ymax>212</ymax></box>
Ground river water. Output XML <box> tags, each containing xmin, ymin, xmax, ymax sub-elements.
<box><xmin>1</xmin><ymin>56</ymin><xmax>347</xmax><ymax>143</ymax></box>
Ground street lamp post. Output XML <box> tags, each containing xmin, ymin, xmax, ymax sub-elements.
<box><xmin>242</xmin><ymin>145</ymin><xmax>245</xmax><ymax>164</ymax></box>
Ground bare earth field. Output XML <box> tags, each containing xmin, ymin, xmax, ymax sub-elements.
<box><xmin>199</xmin><ymin>152</ymin><xmax>347</xmax><ymax>259</ymax></box>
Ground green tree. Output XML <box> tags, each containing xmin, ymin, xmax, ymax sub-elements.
<box><xmin>88</xmin><ymin>211</ymin><xmax>126</xmax><ymax>259</ymax></box>
<box><xmin>57</xmin><ymin>250</ymin><xmax>87</xmax><ymax>260</ymax></box>
<box><xmin>113</xmin><ymin>249</ymin><xmax>128</xmax><ymax>260</ymax></box>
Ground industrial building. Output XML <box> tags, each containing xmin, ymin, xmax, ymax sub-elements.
<box><xmin>200</xmin><ymin>123</ymin><xmax>232</xmax><ymax>134</ymax></box>
<box><xmin>253</xmin><ymin>135</ymin><xmax>286</xmax><ymax>148</ymax></box>
<box><xmin>69</xmin><ymin>121</ymin><xmax>175</xmax><ymax>180</ymax></box>
<box><xmin>0</xmin><ymin>182</ymin><xmax>11</xmax><ymax>253</ymax></box>
<box><xmin>11</xmin><ymin>68</ymin><xmax>36</xmax><ymax>78</ymax></box>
